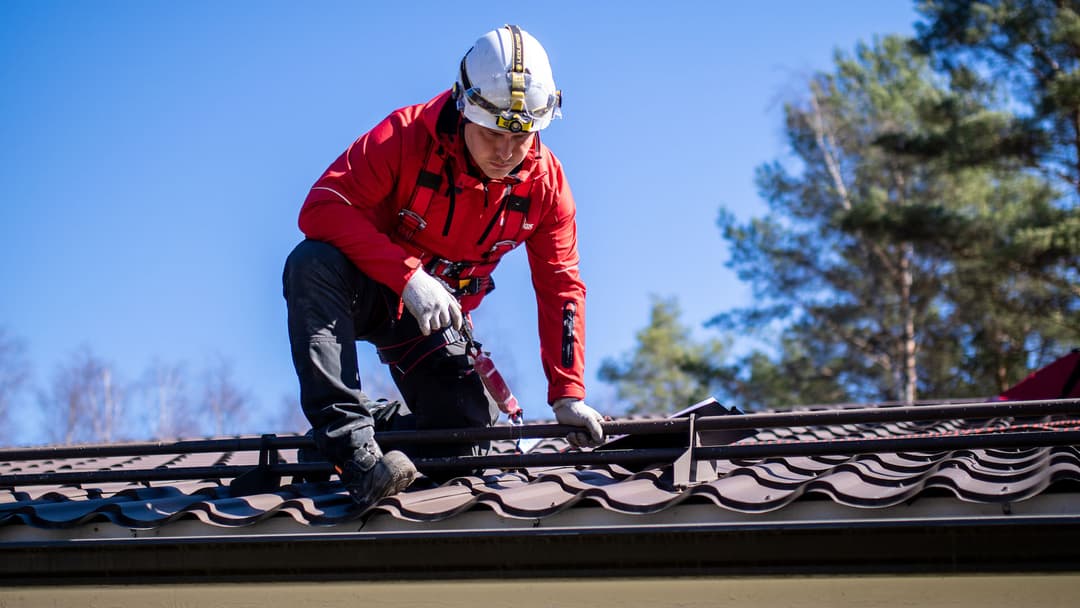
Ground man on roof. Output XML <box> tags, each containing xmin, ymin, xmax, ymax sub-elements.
<box><xmin>283</xmin><ymin>25</ymin><xmax>604</xmax><ymax>506</ymax></box>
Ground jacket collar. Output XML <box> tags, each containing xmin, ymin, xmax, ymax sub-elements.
<box><xmin>419</xmin><ymin>90</ymin><xmax>546</xmax><ymax>184</ymax></box>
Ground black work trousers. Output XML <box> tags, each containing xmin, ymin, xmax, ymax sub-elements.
<box><xmin>282</xmin><ymin>239</ymin><xmax>497</xmax><ymax>474</ymax></box>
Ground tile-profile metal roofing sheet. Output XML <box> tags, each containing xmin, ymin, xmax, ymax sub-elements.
<box><xmin>2</xmin><ymin>408</ymin><xmax>1080</xmax><ymax>535</ymax></box>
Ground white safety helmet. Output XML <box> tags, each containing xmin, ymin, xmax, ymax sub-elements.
<box><xmin>454</xmin><ymin>25</ymin><xmax>562</xmax><ymax>133</ymax></box>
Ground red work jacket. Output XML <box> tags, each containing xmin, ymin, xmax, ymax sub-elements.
<box><xmin>298</xmin><ymin>90</ymin><xmax>586</xmax><ymax>404</ymax></box>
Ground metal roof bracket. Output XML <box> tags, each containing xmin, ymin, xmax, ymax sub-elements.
<box><xmin>229</xmin><ymin>434</ymin><xmax>282</xmax><ymax>495</ymax></box>
<box><xmin>673</xmin><ymin>414</ymin><xmax>717</xmax><ymax>488</ymax></box>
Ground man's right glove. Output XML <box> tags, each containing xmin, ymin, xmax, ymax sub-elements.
<box><xmin>552</xmin><ymin>398</ymin><xmax>605</xmax><ymax>448</ymax></box>
<box><xmin>402</xmin><ymin>268</ymin><xmax>463</xmax><ymax>336</ymax></box>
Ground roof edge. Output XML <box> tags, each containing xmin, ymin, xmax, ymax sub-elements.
<box><xmin>3</xmin><ymin>512</ymin><xmax>1080</xmax><ymax>584</ymax></box>
<box><xmin>3</xmin><ymin>492</ymin><xmax>1076</xmax><ymax>543</ymax></box>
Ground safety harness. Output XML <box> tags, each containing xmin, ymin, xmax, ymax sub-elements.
<box><xmin>393</xmin><ymin>132</ymin><xmax>538</xmax><ymax>299</ymax></box>
<box><xmin>380</xmin><ymin>94</ymin><xmax>542</xmax><ymax>423</ymax></box>
<box><xmin>377</xmin><ymin>325</ymin><xmax>466</xmax><ymax>377</ymax></box>
<box><xmin>374</xmin><ymin>321</ymin><xmax>523</xmax><ymax>423</ymax></box>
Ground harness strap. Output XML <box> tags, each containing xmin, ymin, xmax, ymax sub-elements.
<box><xmin>395</xmin><ymin>140</ymin><xmax>445</xmax><ymax>243</ymax></box>
<box><xmin>502</xmin><ymin>189</ymin><xmax>535</xmax><ymax>244</ymax></box>
<box><xmin>376</xmin><ymin>326</ymin><xmax>466</xmax><ymax>377</ymax></box>
<box><xmin>393</xmin><ymin>126</ymin><xmax>541</xmax><ymax>293</ymax></box>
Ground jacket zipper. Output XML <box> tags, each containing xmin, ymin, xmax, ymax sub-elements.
<box><xmin>476</xmin><ymin>184</ymin><xmax>512</xmax><ymax>246</ymax></box>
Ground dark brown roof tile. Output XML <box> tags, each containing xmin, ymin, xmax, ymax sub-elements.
<box><xmin>3</xmin><ymin>410</ymin><xmax>1080</xmax><ymax>533</ymax></box>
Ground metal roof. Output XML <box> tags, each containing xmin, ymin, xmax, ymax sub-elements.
<box><xmin>2</xmin><ymin>398</ymin><xmax>1080</xmax><ymax>582</ymax></box>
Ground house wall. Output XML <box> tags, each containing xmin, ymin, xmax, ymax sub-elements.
<box><xmin>0</xmin><ymin>575</ymin><xmax>1077</xmax><ymax>607</ymax></box>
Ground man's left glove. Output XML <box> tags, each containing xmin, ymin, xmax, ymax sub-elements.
<box><xmin>552</xmin><ymin>398</ymin><xmax>605</xmax><ymax>448</ymax></box>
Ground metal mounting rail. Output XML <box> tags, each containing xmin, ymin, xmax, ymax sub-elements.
<box><xmin>0</xmin><ymin>398</ymin><xmax>1078</xmax><ymax>490</ymax></box>
<box><xmin>1</xmin><ymin>428</ymin><xmax>1079</xmax><ymax>488</ymax></box>
<box><xmin>1</xmin><ymin>397</ymin><xmax>1077</xmax><ymax>462</ymax></box>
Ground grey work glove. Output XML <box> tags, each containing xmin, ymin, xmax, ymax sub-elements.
<box><xmin>552</xmin><ymin>398</ymin><xmax>605</xmax><ymax>448</ymax></box>
<box><xmin>401</xmin><ymin>268</ymin><xmax>463</xmax><ymax>336</ymax></box>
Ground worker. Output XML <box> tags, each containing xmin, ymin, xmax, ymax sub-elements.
<box><xmin>282</xmin><ymin>25</ymin><xmax>604</xmax><ymax>507</ymax></box>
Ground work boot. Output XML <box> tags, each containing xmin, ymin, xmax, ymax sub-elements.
<box><xmin>339</xmin><ymin>450</ymin><xmax>418</xmax><ymax>507</ymax></box>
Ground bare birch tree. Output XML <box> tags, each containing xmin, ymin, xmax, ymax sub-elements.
<box><xmin>274</xmin><ymin>393</ymin><xmax>309</xmax><ymax>435</ymax></box>
<box><xmin>199</xmin><ymin>356</ymin><xmax>249</xmax><ymax>436</ymax></box>
<box><xmin>137</xmin><ymin>360</ymin><xmax>197</xmax><ymax>440</ymax></box>
<box><xmin>42</xmin><ymin>348</ymin><xmax>124</xmax><ymax>444</ymax></box>
<box><xmin>0</xmin><ymin>329</ymin><xmax>30</xmax><ymax>445</ymax></box>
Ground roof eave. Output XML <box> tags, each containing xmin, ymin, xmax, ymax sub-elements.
<box><xmin>3</xmin><ymin>499</ymin><xmax>1080</xmax><ymax>584</ymax></box>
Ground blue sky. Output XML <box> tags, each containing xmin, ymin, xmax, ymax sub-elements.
<box><xmin>0</xmin><ymin>1</ymin><xmax>919</xmax><ymax>442</ymax></box>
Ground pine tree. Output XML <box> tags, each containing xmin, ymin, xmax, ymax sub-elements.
<box><xmin>715</xmin><ymin>35</ymin><xmax>1077</xmax><ymax>405</ymax></box>
<box><xmin>598</xmin><ymin>296</ymin><xmax>728</xmax><ymax>415</ymax></box>
<box><xmin>912</xmin><ymin>0</ymin><xmax>1080</xmax><ymax>385</ymax></box>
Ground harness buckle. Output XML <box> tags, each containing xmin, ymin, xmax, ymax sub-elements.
<box><xmin>456</xmin><ymin>276</ymin><xmax>494</xmax><ymax>296</ymax></box>
<box><xmin>425</xmin><ymin>258</ymin><xmax>496</xmax><ymax>297</ymax></box>
<box><xmin>426</xmin><ymin>258</ymin><xmax>466</xmax><ymax>279</ymax></box>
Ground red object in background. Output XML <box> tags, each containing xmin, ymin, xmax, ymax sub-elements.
<box><xmin>999</xmin><ymin>349</ymin><xmax>1080</xmax><ymax>401</ymax></box>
